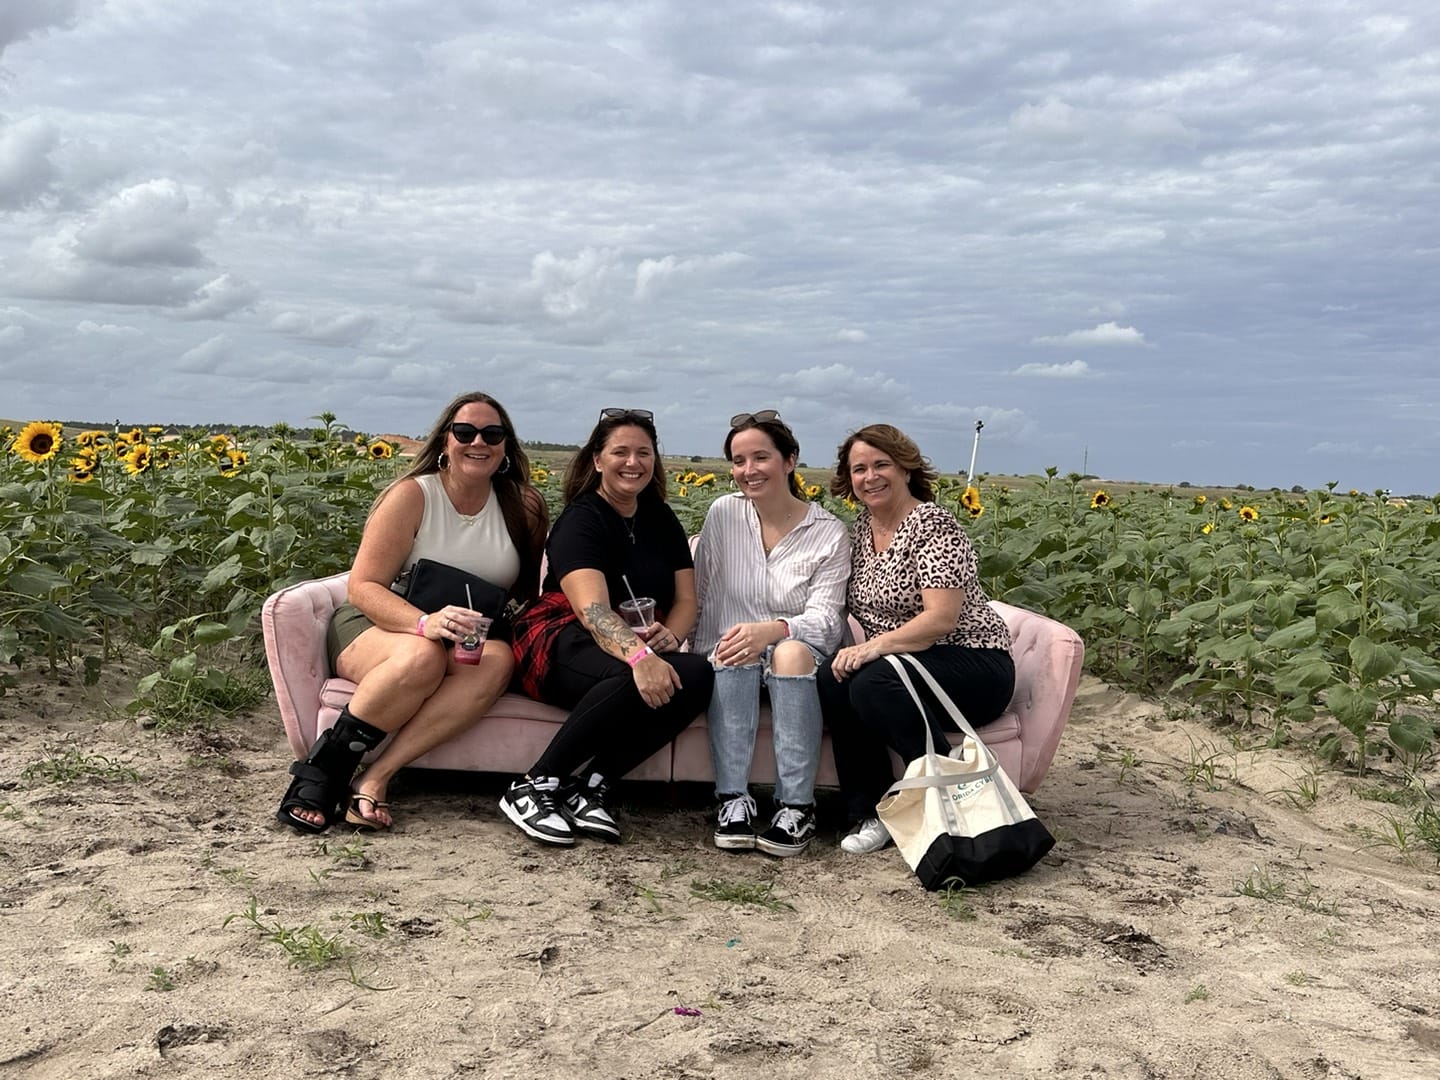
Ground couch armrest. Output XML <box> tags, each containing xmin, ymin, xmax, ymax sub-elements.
<box><xmin>262</xmin><ymin>573</ymin><xmax>351</xmax><ymax>759</ymax></box>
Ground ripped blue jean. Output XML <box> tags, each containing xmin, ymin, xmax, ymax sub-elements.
<box><xmin>708</xmin><ymin>644</ymin><xmax>824</xmax><ymax>806</ymax></box>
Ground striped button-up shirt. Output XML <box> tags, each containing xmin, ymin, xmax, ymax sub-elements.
<box><xmin>693</xmin><ymin>492</ymin><xmax>852</xmax><ymax>657</ymax></box>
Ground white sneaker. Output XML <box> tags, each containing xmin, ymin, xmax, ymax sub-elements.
<box><xmin>840</xmin><ymin>816</ymin><xmax>892</xmax><ymax>854</ymax></box>
<box><xmin>500</xmin><ymin>776</ymin><xmax>575</xmax><ymax>846</ymax></box>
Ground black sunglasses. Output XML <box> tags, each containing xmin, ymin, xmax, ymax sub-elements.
<box><xmin>448</xmin><ymin>422</ymin><xmax>507</xmax><ymax>446</ymax></box>
<box><xmin>730</xmin><ymin>409</ymin><xmax>781</xmax><ymax>428</ymax></box>
<box><xmin>599</xmin><ymin>408</ymin><xmax>655</xmax><ymax>423</ymax></box>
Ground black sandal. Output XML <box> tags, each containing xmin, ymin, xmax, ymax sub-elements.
<box><xmin>276</xmin><ymin>709</ymin><xmax>386</xmax><ymax>833</ymax></box>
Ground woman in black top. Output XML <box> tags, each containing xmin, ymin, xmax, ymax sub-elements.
<box><xmin>505</xmin><ymin>409</ymin><xmax>714</xmax><ymax>845</ymax></box>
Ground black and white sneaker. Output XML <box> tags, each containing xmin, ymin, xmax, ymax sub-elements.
<box><xmin>560</xmin><ymin>772</ymin><xmax>620</xmax><ymax>843</ymax></box>
<box><xmin>713</xmin><ymin>792</ymin><xmax>758</xmax><ymax>851</ymax></box>
<box><xmin>500</xmin><ymin>776</ymin><xmax>574</xmax><ymax>846</ymax></box>
<box><xmin>756</xmin><ymin>803</ymin><xmax>816</xmax><ymax>857</ymax></box>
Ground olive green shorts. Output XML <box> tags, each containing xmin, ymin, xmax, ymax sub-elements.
<box><xmin>326</xmin><ymin>603</ymin><xmax>375</xmax><ymax>675</ymax></box>
<box><xmin>325</xmin><ymin>603</ymin><xmax>513</xmax><ymax>676</ymax></box>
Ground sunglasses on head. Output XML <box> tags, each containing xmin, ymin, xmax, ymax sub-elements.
<box><xmin>448</xmin><ymin>422</ymin><xmax>507</xmax><ymax>446</ymax></box>
<box><xmin>730</xmin><ymin>410</ymin><xmax>781</xmax><ymax>429</ymax></box>
<box><xmin>599</xmin><ymin>408</ymin><xmax>655</xmax><ymax>423</ymax></box>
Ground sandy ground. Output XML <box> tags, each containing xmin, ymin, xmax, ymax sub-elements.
<box><xmin>2</xmin><ymin>666</ymin><xmax>1438</xmax><ymax>1080</ymax></box>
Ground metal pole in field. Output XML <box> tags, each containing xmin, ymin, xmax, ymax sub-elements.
<box><xmin>966</xmin><ymin>420</ymin><xmax>984</xmax><ymax>481</ymax></box>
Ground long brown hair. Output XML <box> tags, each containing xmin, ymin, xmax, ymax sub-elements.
<box><xmin>561</xmin><ymin>411</ymin><xmax>668</xmax><ymax>505</ymax></box>
<box><xmin>830</xmin><ymin>423</ymin><xmax>937</xmax><ymax>503</ymax></box>
<box><xmin>724</xmin><ymin>415</ymin><xmax>804</xmax><ymax>498</ymax></box>
<box><xmin>375</xmin><ymin>391</ymin><xmax>547</xmax><ymax>602</ymax></box>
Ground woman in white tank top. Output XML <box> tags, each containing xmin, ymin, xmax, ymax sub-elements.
<box><xmin>276</xmin><ymin>392</ymin><xmax>548</xmax><ymax>833</ymax></box>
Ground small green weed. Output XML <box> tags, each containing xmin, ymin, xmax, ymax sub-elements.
<box><xmin>1235</xmin><ymin>864</ymin><xmax>1339</xmax><ymax>916</ymax></box>
<box><xmin>345</xmin><ymin>911</ymin><xmax>390</xmax><ymax>938</ymax></box>
<box><xmin>1096</xmin><ymin>745</ymin><xmax>1147</xmax><ymax>783</ymax></box>
<box><xmin>146</xmin><ymin>966</ymin><xmax>176</xmax><ymax>992</ymax></box>
<box><xmin>1267</xmin><ymin>765</ymin><xmax>1323</xmax><ymax>809</ymax></box>
<box><xmin>223</xmin><ymin>897</ymin><xmax>352</xmax><ymax>969</ymax></box>
<box><xmin>21</xmin><ymin>746</ymin><xmax>140</xmax><ymax>787</ymax></box>
<box><xmin>214</xmin><ymin>867</ymin><xmax>257</xmax><ymax>886</ymax></box>
<box><xmin>636</xmin><ymin>884</ymin><xmax>666</xmax><ymax>914</ymax></box>
<box><xmin>1181</xmin><ymin>737</ymin><xmax>1229</xmax><ymax>791</ymax></box>
<box><xmin>442</xmin><ymin>898</ymin><xmax>493</xmax><ymax>928</ymax></box>
<box><xmin>1184</xmin><ymin>984</ymin><xmax>1209</xmax><ymax>1003</ymax></box>
<box><xmin>1284</xmin><ymin>970</ymin><xmax>1314</xmax><ymax>986</ymax></box>
<box><xmin>690</xmin><ymin>879</ymin><xmax>795</xmax><ymax>912</ymax></box>
<box><xmin>936</xmin><ymin>878</ymin><xmax>977</xmax><ymax>921</ymax></box>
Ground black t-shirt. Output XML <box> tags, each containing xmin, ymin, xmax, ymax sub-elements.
<box><xmin>543</xmin><ymin>489</ymin><xmax>693</xmax><ymax>613</ymax></box>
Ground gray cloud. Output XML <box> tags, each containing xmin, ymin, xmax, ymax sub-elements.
<box><xmin>0</xmin><ymin>1</ymin><xmax>1434</xmax><ymax>492</ymax></box>
<box><xmin>0</xmin><ymin>115</ymin><xmax>58</xmax><ymax>207</ymax></box>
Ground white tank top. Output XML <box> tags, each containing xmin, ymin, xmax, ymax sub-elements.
<box><xmin>399</xmin><ymin>473</ymin><xmax>521</xmax><ymax>590</ymax></box>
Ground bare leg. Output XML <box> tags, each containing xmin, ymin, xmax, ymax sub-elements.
<box><xmin>770</xmin><ymin>639</ymin><xmax>816</xmax><ymax>677</ymax></box>
<box><xmin>349</xmin><ymin>639</ymin><xmax>514</xmax><ymax>827</ymax></box>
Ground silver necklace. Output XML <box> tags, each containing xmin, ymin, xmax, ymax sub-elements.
<box><xmin>621</xmin><ymin>515</ymin><xmax>637</xmax><ymax>544</ymax></box>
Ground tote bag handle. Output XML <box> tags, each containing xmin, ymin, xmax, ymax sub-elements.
<box><xmin>881</xmin><ymin>653</ymin><xmax>999</xmax><ymax>791</ymax></box>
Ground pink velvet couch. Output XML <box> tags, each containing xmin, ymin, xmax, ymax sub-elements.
<box><xmin>262</xmin><ymin>572</ymin><xmax>1084</xmax><ymax>794</ymax></box>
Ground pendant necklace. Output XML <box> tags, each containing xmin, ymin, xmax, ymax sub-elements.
<box><xmin>621</xmin><ymin>515</ymin><xmax>637</xmax><ymax>544</ymax></box>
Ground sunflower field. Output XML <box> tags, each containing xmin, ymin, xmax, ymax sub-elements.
<box><xmin>4</xmin><ymin>419</ymin><xmax>1438</xmax><ymax>777</ymax></box>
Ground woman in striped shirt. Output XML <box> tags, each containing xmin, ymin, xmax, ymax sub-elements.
<box><xmin>693</xmin><ymin>411</ymin><xmax>851</xmax><ymax>856</ymax></box>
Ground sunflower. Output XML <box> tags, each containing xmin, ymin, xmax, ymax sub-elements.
<box><xmin>961</xmin><ymin>486</ymin><xmax>982</xmax><ymax>513</ymax></box>
<box><xmin>1348</xmin><ymin>488</ymin><xmax>1359</xmax><ymax>497</ymax></box>
<box><xmin>152</xmin><ymin>445</ymin><xmax>177</xmax><ymax>469</ymax></box>
<box><xmin>218</xmin><ymin>448</ymin><xmax>248</xmax><ymax>477</ymax></box>
<box><xmin>968</xmin><ymin>504</ymin><xmax>984</xmax><ymax>519</ymax></box>
<box><xmin>367</xmin><ymin>439</ymin><xmax>394</xmax><ymax>460</ymax></box>
<box><xmin>1317</xmin><ymin>513</ymin><xmax>1333</xmax><ymax>525</ymax></box>
<box><xmin>1200</xmin><ymin>522</ymin><xmax>1214</xmax><ymax>535</ymax></box>
<box><xmin>13</xmin><ymin>421</ymin><xmax>63</xmax><ymax>463</ymax></box>
<box><xmin>1238</xmin><ymin>505</ymin><xmax>1259</xmax><ymax>522</ymax></box>
<box><xmin>1219</xmin><ymin>498</ymin><xmax>1233</xmax><ymax>511</ymax></box>
<box><xmin>805</xmin><ymin>483</ymin><xmax>823</xmax><ymax>500</ymax></box>
<box><xmin>71</xmin><ymin>449</ymin><xmax>99</xmax><ymax>471</ymax></box>
<box><xmin>123</xmin><ymin>443</ymin><xmax>153</xmax><ymax>474</ymax></box>
<box><xmin>125</xmin><ymin>427</ymin><xmax>142</xmax><ymax>443</ymax></box>
<box><xmin>76</xmin><ymin>430</ymin><xmax>97</xmax><ymax>448</ymax></box>
<box><xmin>207</xmin><ymin>434</ymin><xmax>231</xmax><ymax>460</ymax></box>
<box><xmin>112</xmin><ymin>430</ymin><xmax>133</xmax><ymax>452</ymax></box>
<box><xmin>68</xmin><ymin>464</ymin><xmax>95</xmax><ymax>484</ymax></box>
<box><xmin>531</xmin><ymin>467</ymin><xmax>550</xmax><ymax>485</ymax></box>
<box><xmin>1193</xmin><ymin>494</ymin><xmax>1206</xmax><ymax>506</ymax></box>
<box><xmin>1090</xmin><ymin>490</ymin><xmax>1111</xmax><ymax>510</ymax></box>
<box><xmin>148</xmin><ymin>425</ymin><xmax>164</xmax><ymax>434</ymax></box>
<box><xmin>678</xmin><ymin>485</ymin><xmax>688</xmax><ymax>497</ymax></box>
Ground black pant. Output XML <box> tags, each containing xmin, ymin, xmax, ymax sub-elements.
<box><xmin>818</xmin><ymin>645</ymin><xmax>1015</xmax><ymax>822</ymax></box>
<box><xmin>532</xmin><ymin>623</ymin><xmax>715</xmax><ymax>781</ymax></box>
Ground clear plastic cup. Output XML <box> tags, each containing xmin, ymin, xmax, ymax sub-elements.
<box><xmin>455</xmin><ymin>615</ymin><xmax>493</xmax><ymax>665</ymax></box>
<box><xmin>618</xmin><ymin>598</ymin><xmax>656</xmax><ymax>634</ymax></box>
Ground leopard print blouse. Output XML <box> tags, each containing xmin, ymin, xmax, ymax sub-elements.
<box><xmin>848</xmin><ymin>502</ymin><xmax>1011</xmax><ymax>651</ymax></box>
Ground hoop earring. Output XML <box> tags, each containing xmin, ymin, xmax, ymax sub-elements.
<box><xmin>438</xmin><ymin>451</ymin><xmax>449</xmax><ymax>470</ymax></box>
<box><xmin>501</xmin><ymin>454</ymin><xmax>511</xmax><ymax>474</ymax></box>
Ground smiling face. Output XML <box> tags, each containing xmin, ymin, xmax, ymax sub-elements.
<box><xmin>728</xmin><ymin>427</ymin><xmax>795</xmax><ymax>503</ymax></box>
<box><xmin>446</xmin><ymin>401</ymin><xmax>506</xmax><ymax>482</ymax></box>
<box><xmin>846</xmin><ymin>439</ymin><xmax>910</xmax><ymax>517</ymax></box>
<box><xmin>593</xmin><ymin>424</ymin><xmax>656</xmax><ymax>504</ymax></box>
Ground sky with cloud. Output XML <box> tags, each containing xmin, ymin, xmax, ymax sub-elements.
<box><xmin>1</xmin><ymin>0</ymin><xmax>1436</xmax><ymax>491</ymax></box>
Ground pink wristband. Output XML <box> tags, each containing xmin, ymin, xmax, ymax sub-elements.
<box><xmin>625</xmin><ymin>645</ymin><xmax>653</xmax><ymax>667</ymax></box>
<box><xmin>416</xmin><ymin>614</ymin><xmax>428</xmax><ymax>637</ymax></box>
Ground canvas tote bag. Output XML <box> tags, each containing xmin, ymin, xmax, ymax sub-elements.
<box><xmin>875</xmin><ymin>653</ymin><xmax>1055</xmax><ymax>890</ymax></box>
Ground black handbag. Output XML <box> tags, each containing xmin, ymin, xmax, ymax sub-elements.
<box><xmin>400</xmin><ymin>558</ymin><xmax>508</xmax><ymax>616</ymax></box>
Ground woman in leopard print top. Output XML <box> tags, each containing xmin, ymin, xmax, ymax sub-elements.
<box><xmin>818</xmin><ymin>424</ymin><xmax>1015</xmax><ymax>854</ymax></box>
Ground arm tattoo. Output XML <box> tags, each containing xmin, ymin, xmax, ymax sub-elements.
<box><xmin>583</xmin><ymin>601</ymin><xmax>642</xmax><ymax>657</ymax></box>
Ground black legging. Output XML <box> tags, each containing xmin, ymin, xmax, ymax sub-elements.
<box><xmin>532</xmin><ymin>623</ymin><xmax>715</xmax><ymax>781</ymax></box>
<box><xmin>818</xmin><ymin>644</ymin><xmax>1015</xmax><ymax>822</ymax></box>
